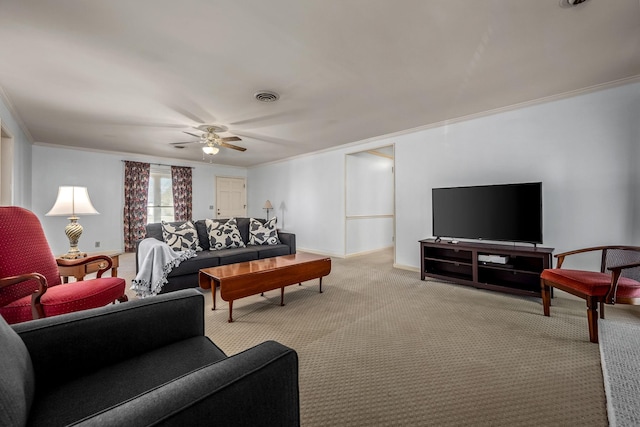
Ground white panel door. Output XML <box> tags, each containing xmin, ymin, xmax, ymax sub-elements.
<box><xmin>216</xmin><ymin>176</ymin><xmax>246</xmax><ymax>218</ymax></box>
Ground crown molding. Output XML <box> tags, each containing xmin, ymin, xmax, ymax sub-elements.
<box><xmin>32</xmin><ymin>141</ymin><xmax>247</xmax><ymax>170</ymax></box>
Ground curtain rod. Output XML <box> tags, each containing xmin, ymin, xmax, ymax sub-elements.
<box><xmin>121</xmin><ymin>160</ymin><xmax>195</xmax><ymax>169</ymax></box>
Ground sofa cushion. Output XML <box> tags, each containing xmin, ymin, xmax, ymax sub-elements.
<box><xmin>167</xmin><ymin>251</ymin><xmax>221</xmax><ymax>277</ymax></box>
<box><xmin>0</xmin><ymin>316</ymin><xmax>34</xmax><ymax>427</ymax></box>
<box><xmin>144</xmin><ymin>222</ymin><xmax>164</xmax><ymax>241</ymax></box>
<box><xmin>249</xmin><ymin>217</ymin><xmax>280</xmax><ymax>245</ymax></box>
<box><xmin>162</xmin><ymin>221</ymin><xmax>203</xmax><ymax>252</ymax></box>
<box><xmin>206</xmin><ymin>218</ymin><xmax>246</xmax><ymax>249</ymax></box>
<box><xmin>194</xmin><ymin>220</ymin><xmax>210</xmax><ymax>251</ymax></box>
<box><xmin>27</xmin><ymin>336</ymin><xmax>226</xmax><ymax>427</ymax></box>
<box><xmin>235</xmin><ymin>217</ymin><xmax>252</xmax><ymax>245</ymax></box>
<box><xmin>215</xmin><ymin>248</ymin><xmax>260</xmax><ymax>265</ymax></box>
<box><xmin>252</xmin><ymin>244</ymin><xmax>291</xmax><ymax>259</ymax></box>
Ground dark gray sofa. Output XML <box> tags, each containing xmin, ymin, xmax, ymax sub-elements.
<box><xmin>1</xmin><ymin>289</ymin><xmax>300</xmax><ymax>427</ymax></box>
<box><xmin>139</xmin><ymin>218</ymin><xmax>296</xmax><ymax>293</ymax></box>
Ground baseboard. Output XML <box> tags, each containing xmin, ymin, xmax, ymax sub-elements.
<box><xmin>345</xmin><ymin>246</ymin><xmax>393</xmax><ymax>258</ymax></box>
<box><xmin>393</xmin><ymin>263</ymin><xmax>420</xmax><ymax>273</ymax></box>
<box><xmin>297</xmin><ymin>247</ymin><xmax>345</xmax><ymax>259</ymax></box>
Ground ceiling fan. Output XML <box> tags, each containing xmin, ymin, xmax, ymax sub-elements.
<box><xmin>171</xmin><ymin>125</ymin><xmax>247</xmax><ymax>154</ymax></box>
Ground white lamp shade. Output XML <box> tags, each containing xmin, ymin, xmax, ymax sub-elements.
<box><xmin>263</xmin><ymin>200</ymin><xmax>273</xmax><ymax>209</ymax></box>
<box><xmin>202</xmin><ymin>145</ymin><xmax>219</xmax><ymax>155</ymax></box>
<box><xmin>46</xmin><ymin>186</ymin><xmax>99</xmax><ymax>216</ymax></box>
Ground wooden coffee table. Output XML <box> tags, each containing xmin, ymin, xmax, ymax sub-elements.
<box><xmin>199</xmin><ymin>253</ymin><xmax>331</xmax><ymax>322</ymax></box>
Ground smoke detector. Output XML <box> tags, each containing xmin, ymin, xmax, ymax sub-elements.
<box><xmin>254</xmin><ymin>90</ymin><xmax>280</xmax><ymax>103</ymax></box>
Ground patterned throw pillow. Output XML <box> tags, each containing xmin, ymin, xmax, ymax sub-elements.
<box><xmin>249</xmin><ymin>217</ymin><xmax>280</xmax><ymax>245</ymax></box>
<box><xmin>205</xmin><ymin>218</ymin><xmax>246</xmax><ymax>250</ymax></box>
<box><xmin>161</xmin><ymin>221</ymin><xmax>203</xmax><ymax>252</ymax></box>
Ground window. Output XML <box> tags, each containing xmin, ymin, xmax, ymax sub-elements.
<box><xmin>147</xmin><ymin>165</ymin><xmax>174</xmax><ymax>223</ymax></box>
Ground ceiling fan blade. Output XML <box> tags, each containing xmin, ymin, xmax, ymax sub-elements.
<box><xmin>183</xmin><ymin>131</ymin><xmax>201</xmax><ymax>138</ymax></box>
<box><xmin>170</xmin><ymin>140</ymin><xmax>199</xmax><ymax>145</ymax></box>
<box><xmin>220</xmin><ymin>136</ymin><xmax>242</xmax><ymax>142</ymax></box>
<box><xmin>219</xmin><ymin>142</ymin><xmax>247</xmax><ymax>152</ymax></box>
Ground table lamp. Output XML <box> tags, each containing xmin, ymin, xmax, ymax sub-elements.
<box><xmin>263</xmin><ymin>200</ymin><xmax>273</xmax><ymax>220</ymax></box>
<box><xmin>46</xmin><ymin>186</ymin><xmax>99</xmax><ymax>259</ymax></box>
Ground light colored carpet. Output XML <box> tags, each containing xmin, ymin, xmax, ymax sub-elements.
<box><xmin>599</xmin><ymin>319</ymin><xmax>640</xmax><ymax>427</ymax></box>
<box><xmin>118</xmin><ymin>249</ymin><xmax>640</xmax><ymax>426</ymax></box>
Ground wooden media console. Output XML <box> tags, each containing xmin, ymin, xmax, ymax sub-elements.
<box><xmin>420</xmin><ymin>239</ymin><xmax>553</xmax><ymax>297</ymax></box>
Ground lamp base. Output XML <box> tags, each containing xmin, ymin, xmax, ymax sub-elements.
<box><xmin>59</xmin><ymin>251</ymin><xmax>88</xmax><ymax>260</ymax></box>
<box><xmin>62</xmin><ymin>217</ymin><xmax>87</xmax><ymax>260</ymax></box>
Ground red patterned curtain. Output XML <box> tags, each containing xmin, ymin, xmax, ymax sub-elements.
<box><xmin>123</xmin><ymin>161</ymin><xmax>150</xmax><ymax>252</ymax></box>
<box><xmin>171</xmin><ymin>166</ymin><xmax>193</xmax><ymax>221</ymax></box>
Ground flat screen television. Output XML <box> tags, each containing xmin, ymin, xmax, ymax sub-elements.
<box><xmin>432</xmin><ymin>182</ymin><xmax>543</xmax><ymax>244</ymax></box>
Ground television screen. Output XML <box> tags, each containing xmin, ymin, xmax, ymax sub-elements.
<box><xmin>432</xmin><ymin>182</ymin><xmax>542</xmax><ymax>244</ymax></box>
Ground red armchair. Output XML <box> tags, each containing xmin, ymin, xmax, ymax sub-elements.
<box><xmin>540</xmin><ymin>246</ymin><xmax>640</xmax><ymax>343</ymax></box>
<box><xmin>0</xmin><ymin>206</ymin><xmax>127</xmax><ymax>324</ymax></box>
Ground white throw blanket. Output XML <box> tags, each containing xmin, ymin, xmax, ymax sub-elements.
<box><xmin>131</xmin><ymin>238</ymin><xmax>197</xmax><ymax>298</ymax></box>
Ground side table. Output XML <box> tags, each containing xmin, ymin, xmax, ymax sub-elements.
<box><xmin>57</xmin><ymin>251</ymin><xmax>122</xmax><ymax>283</ymax></box>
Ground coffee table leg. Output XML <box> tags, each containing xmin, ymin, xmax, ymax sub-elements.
<box><xmin>211</xmin><ymin>280</ymin><xmax>217</xmax><ymax>311</ymax></box>
<box><xmin>228</xmin><ymin>300</ymin><xmax>234</xmax><ymax>323</ymax></box>
<box><xmin>319</xmin><ymin>277</ymin><xmax>323</xmax><ymax>293</ymax></box>
<box><xmin>280</xmin><ymin>287</ymin><xmax>285</xmax><ymax>306</ymax></box>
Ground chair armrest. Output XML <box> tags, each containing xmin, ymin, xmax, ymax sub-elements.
<box><xmin>554</xmin><ymin>246</ymin><xmax>609</xmax><ymax>268</ymax></box>
<box><xmin>278</xmin><ymin>232</ymin><xmax>296</xmax><ymax>254</ymax></box>
<box><xmin>13</xmin><ymin>289</ymin><xmax>205</xmax><ymax>386</ymax></box>
<box><xmin>0</xmin><ymin>273</ymin><xmax>48</xmax><ymax>319</ymax></box>
<box><xmin>0</xmin><ymin>272</ymin><xmax>47</xmax><ymax>290</ymax></box>
<box><xmin>605</xmin><ymin>260</ymin><xmax>640</xmax><ymax>304</ymax></box>
<box><xmin>72</xmin><ymin>341</ymin><xmax>300</xmax><ymax>427</ymax></box>
<box><xmin>57</xmin><ymin>255</ymin><xmax>114</xmax><ymax>278</ymax></box>
<box><xmin>607</xmin><ymin>261</ymin><xmax>640</xmax><ymax>272</ymax></box>
<box><xmin>555</xmin><ymin>246</ymin><xmax>640</xmax><ymax>269</ymax></box>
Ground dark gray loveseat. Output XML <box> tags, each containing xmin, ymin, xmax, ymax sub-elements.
<box><xmin>1</xmin><ymin>289</ymin><xmax>300</xmax><ymax>426</ymax></box>
<box><xmin>138</xmin><ymin>218</ymin><xmax>296</xmax><ymax>293</ymax></box>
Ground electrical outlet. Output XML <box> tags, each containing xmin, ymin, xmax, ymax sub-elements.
<box><xmin>209</xmin><ymin>205</ymin><xmax>214</xmax><ymax>210</ymax></box>
<box><xmin>95</xmin><ymin>241</ymin><xmax>100</xmax><ymax>248</ymax></box>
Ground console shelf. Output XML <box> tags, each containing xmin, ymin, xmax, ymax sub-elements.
<box><xmin>420</xmin><ymin>239</ymin><xmax>553</xmax><ymax>297</ymax></box>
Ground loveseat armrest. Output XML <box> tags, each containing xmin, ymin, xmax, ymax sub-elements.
<box><xmin>278</xmin><ymin>231</ymin><xmax>296</xmax><ymax>254</ymax></box>
<box><xmin>73</xmin><ymin>340</ymin><xmax>300</xmax><ymax>427</ymax></box>
<box><xmin>13</xmin><ymin>289</ymin><xmax>207</xmax><ymax>386</ymax></box>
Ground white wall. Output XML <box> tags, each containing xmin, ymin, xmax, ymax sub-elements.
<box><xmin>248</xmin><ymin>82</ymin><xmax>640</xmax><ymax>268</ymax></box>
<box><xmin>0</xmin><ymin>92</ymin><xmax>32</xmax><ymax>207</ymax></box>
<box><xmin>31</xmin><ymin>145</ymin><xmax>246</xmax><ymax>255</ymax></box>
<box><xmin>246</xmin><ymin>150</ymin><xmax>346</xmax><ymax>256</ymax></box>
<box><xmin>346</xmin><ymin>152</ymin><xmax>394</xmax><ymax>215</ymax></box>
<box><xmin>346</xmin><ymin>151</ymin><xmax>394</xmax><ymax>255</ymax></box>
<box><xmin>632</xmin><ymin>92</ymin><xmax>640</xmax><ymax>243</ymax></box>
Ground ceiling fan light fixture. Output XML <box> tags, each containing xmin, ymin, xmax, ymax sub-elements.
<box><xmin>254</xmin><ymin>90</ymin><xmax>280</xmax><ymax>103</ymax></box>
<box><xmin>202</xmin><ymin>145</ymin><xmax>219</xmax><ymax>155</ymax></box>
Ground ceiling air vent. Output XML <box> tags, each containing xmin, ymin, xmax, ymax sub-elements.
<box><xmin>560</xmin><ymin>0</ymin><xmax>589</xmax><ymax>6</ymax></box>
<box><xmin>254</xmin><ymin>90</ymin><xmax>280</xmax><ymax>103</ymax></box>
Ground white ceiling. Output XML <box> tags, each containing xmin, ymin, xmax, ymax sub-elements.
<box><xmin>1</xmin><ymin>0</ymin><xmax>639</xmax><ymax>167</ymax></box>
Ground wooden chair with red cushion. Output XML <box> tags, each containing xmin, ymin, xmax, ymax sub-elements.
<box><xmin>0</xmin><ymin>206</ymin><xmax>127</xmax><ymax>324</ymax></box>
<box><xmin>540</xmin><ymin>246</ymin><xmax>640</xmax><ymax>343</ymax></box>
